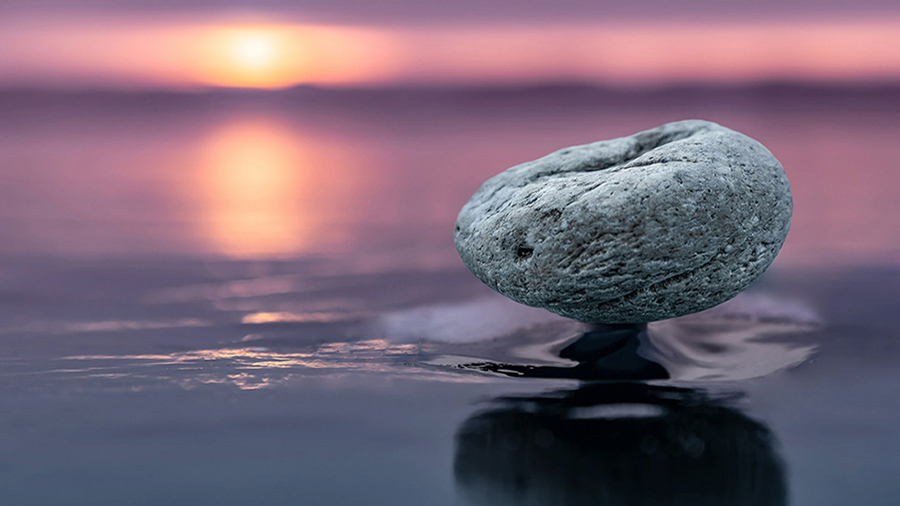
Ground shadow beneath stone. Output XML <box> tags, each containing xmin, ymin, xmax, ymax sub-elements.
<box><xmin>454</xmin><ymin>382</ymin><xmax>788</xmax><ymax>506</ymax></box>
<box><xmin>459</xmin><ymin>324</ymin><xmax>668</xmax><ymax>381</ymax></box>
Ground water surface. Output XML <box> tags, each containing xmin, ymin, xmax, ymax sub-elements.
<box><xmin>1</xmin><ymin>85</ymin><xmax>899</xmax><ymax>505</ymax></box>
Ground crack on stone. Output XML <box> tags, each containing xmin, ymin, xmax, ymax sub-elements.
<box><xmin>624</xmin><ymin>157</ymin><xmax>702</xmax><ymax>169</ymax></box>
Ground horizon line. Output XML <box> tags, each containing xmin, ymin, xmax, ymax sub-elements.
<box><xmin>4</xmin><ymin>78</ymin><xmax>900</xmax><ymax>96</ymax></box>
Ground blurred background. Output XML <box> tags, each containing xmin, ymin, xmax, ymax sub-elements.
<box><xmin>1</xmin><ymin>0</ymin><xmax>899</xmax><ymax>267</ymax></box>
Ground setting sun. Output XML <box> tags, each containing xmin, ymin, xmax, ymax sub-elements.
<box><xmin>231</xmin><ymin>31</ymin><xmax>279</xmax><ymax>71</ymax></box>
<box><xmin>200</xmin><ymin>26</ymin><xmax>307</xmax><ymax>88</ymax></box>
<box><xmin>191</xmin><ymin>24</ymin><xmax>398</xmax><ymax>89</ymax></box>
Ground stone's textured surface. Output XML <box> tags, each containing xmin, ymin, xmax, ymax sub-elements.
<box><xmin>454</xmin><ymin>120</ymin><xmax>793</xmax><ymax>323</ymax></box>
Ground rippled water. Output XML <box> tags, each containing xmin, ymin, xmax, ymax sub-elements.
<box><xmin>1</xmin><ymin>86</ymin><xmax>899</xmax><ymax>505</ymax></box>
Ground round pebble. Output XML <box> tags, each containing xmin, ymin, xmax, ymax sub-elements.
<box><xmin>454</xmin><ymin>120</ymin><xmax>792</xmax><ymax>323</ymax></box>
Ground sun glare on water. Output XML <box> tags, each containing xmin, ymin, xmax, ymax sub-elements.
<box><xmin>194</xmin><ymin>119</ymin><xmax>367</xmax><ymax>258</ymax></box>
<box><xmin>198</xmin><ymin>121</ymin><xmax>311</xmax><ymax>256</ymax></box>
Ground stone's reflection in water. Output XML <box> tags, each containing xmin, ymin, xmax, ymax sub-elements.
<box><xmin>456</xmin><ymin>324</ymin><xmax>668</xmax><ymax>381</ymax></box>
<box><xmin>442</xmin><ymin>294</ymin><xmax>819</xmax><ymax>382</ymax></box>
<box><xmin>454</xmin><ymin>383</ymin><xmax>787</xmax><ymax>506</ymax></box>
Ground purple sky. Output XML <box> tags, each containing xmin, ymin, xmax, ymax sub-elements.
<box><xmin>2</xmin><ymin>0</ymin><xmax>899</xmax><ymax>24</ymax></box>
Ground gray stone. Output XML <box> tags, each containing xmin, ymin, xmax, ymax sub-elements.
<box><xmin>454</xmin><ymin>120</ymin><xmax>792</xmax><ymax>323</ymax></box>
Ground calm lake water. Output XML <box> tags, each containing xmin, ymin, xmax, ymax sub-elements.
<box><xmin>1</xmin><ymin>85</ymin><xmax>899</xmax><ymax>505</ymax></box>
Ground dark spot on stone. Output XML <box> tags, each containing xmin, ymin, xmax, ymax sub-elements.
<box><xmin>541</xmin><ymin>209</ymin><xmax>563</xmax><ymax>221</ymax></box>
<box><xmin>516</xmin><ymin>246</ymin><xmax>534</xmax><ymax>260</ymax></box>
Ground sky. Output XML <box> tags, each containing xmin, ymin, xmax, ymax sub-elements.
<box><xmin>3</xmin><ymin>0</ymin><xmax>900</xmax><ymax>24</ymax></box>
<box><xmin>2</xmin><ymin>1</ymin><xmax>900</xmax><ymax>89</ymax></box>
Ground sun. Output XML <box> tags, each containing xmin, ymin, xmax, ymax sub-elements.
<box><xmin>199</xmin><ymin>26</ymin><xmax>307</xmax><ymax>89</ymax></box>
<box><xmin>230</xmin><ymin>31</ymin><xmax>279</xmax><ymax>72</ymax></box>
<box><xmin>192</xmin><ymin>23</ymin><xmax>397</xmax><ymax>89</ymax></box>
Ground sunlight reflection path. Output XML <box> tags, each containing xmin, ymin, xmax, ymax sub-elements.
<box><xmin>41</xmin><ymin>341</ymin><xmax>430</xmax><ymax>390</ymax></box>
<box><xmin>196</xmin><ymin>119</ymin><xmax>362</xmax><ymax>258</ymax></box>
